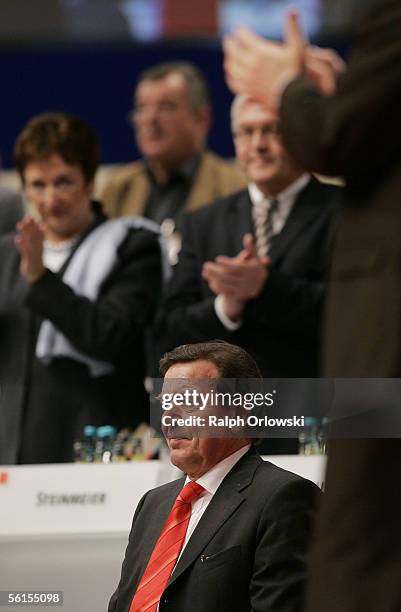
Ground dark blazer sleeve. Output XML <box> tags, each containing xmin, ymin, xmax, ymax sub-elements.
<box><xmin>160</xmin><ymin>213</ymin><xmax>232</xmax><ymax>352</ymax></box>
<box><xmin>25</xmin><ymin>228</ymin><xmax>162</xmax><ymax>362</ymax></box>
<box><xmin>280</xmin><ymin>0</ymin><xmax>401</xmax><ymax>182</ymax></box>
<box><xmin>244</xmin><ymin>268</ymin><xmax>324</xmax><ymax>340</ymax></box>
<box><xmin>251</xmin><ymin>477</ymin><xmax>319</xmax><ymax>612</ymax></box>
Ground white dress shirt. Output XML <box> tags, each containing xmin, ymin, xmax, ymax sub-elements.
<box><xmin>156</xmin><ymin>445</ymin><xmax>251</xmax><ymax>609</ymax></box>
<box><xmin>214</xmin><ymin>174</ymin><xmax>310</xmax><ymax>330</ymax></box>
<box><xmin>177</xmin><ymin>444</ymin><xmax>251</xmax><ymax>561</ymax></box>
<box><xmin>43</xmin><ymin>237</ymin><xmax>77</xmax><ymax>273</ymax></box>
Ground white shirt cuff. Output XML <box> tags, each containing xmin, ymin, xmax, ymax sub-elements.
<box><xmin>214</xmin><ymin>295</ymin><xmax>242</xmax><ymax>331</ymax></box>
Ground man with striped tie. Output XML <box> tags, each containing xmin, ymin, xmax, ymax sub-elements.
<box><xmin>109</xmin><ymin>341</ymin><xmax>320</xmax><ymax>612</ymax></box>
<box><xmin>160</xmin><ymin>96</ymin><xmax>339</xmax><ymax>453</ymax></box>
<box><xmin>161</xmin><ymin>95</ymin><xmax>339</xmax><ymax>382</ymax></box>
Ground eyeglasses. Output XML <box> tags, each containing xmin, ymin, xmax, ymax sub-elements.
<box><xmin>25</xmin><ymin>177</ymin><xmax>82</xmax><ymax>198</ymax></box>
<box><xmin>233</xmin><ymin>123</ymin><xmax>281</xmax><ymax>142</ymax></box>
<box><xmin>127</xmin><ymin>100</ymin><xmax>180</xmax><ymax>125</ymax></box>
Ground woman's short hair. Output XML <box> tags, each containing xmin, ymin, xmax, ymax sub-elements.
<box><xmin>14</xmin><ymin>112</ymin><xmax>99</xmax><ymax>182</ymax></box>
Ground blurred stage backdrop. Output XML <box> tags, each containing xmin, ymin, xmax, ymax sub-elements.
<box><xmin>0</xmin><ymin>0</ymin><xmax>363</xmax><ymax>168</ymax></box>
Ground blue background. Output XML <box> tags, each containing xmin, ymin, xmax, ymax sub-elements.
<box><xmin>0</xmin><ymin>43</ymin><xmax>237</xmax><ymax>169</ymax></box>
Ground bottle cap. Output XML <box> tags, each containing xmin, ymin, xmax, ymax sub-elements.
<box><xmin>84</xmin><ymin>425</ymin><xmax>96</xmax><ymax>437</ymax></box>
<box><xmin>304</xmin><ymin>416</ymin><xmax>319</xmax><ymax>426</ymax></box>
<box><xmin>97</xmin><ymin>425</ymin><xmax>117</xmax><ymax>438</ymax></box>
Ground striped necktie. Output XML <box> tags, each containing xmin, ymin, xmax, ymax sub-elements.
<box><xmin>130</xmin><ymin>481</ymin><xmax>205</xmax><ymax>612</ymax></box>
<box><xmin>253</xmin><ymin>198</ymin><xmax>278</xmax><ymax>258</ymax></box>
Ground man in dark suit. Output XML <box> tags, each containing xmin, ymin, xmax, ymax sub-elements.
<box><xmin>224</xmin><ymin>2</ymin><xmax>401</xmax><ymax>610</ymax></box>
<box><xmin>109</xmin><ymin>341</ymin><xmax>320</xmax><ymax>612</ymax></box>
<box><xmin>161</xmin><ymin>95</ymin><xmax>338</xmax><ymax>378</ymax></box>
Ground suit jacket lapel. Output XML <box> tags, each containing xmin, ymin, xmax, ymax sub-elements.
<box><xmin>167</xmin><ymin>449</ymin><xmax>263</xmax><ymax>587</ymax></box>
<box><xmin>125</xmin><ymin>167</ymin><xmax>149</xmax><ymax>217</ymax></box>
<box><xmin>186</xmin><ymin>153</ymin><xmax>212</xmax><ymax>212</ymax></box>
<box><xmin>269</xmin><ymin>178</ymin><xmax>322</xmax><ymax>266</ymax></box>
<box><xmin>227</xmin><ymin>190</ymin><xmax>254</xmax><ymax>255</ymax></box>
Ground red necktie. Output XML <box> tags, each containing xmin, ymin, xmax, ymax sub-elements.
<box><xmin>130</xmin><ymin>480</ymin><xmax>205</xmax><ymax>612</ymax></box>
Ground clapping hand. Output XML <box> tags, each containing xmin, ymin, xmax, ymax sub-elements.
<box><xmin>224</xmin><ymin>11</ymin><xmax>305</xmax><ymax>111</ymax></box>
<box><xmin>202</xmin><ymin>234</ymin><xmax>269</xmax><ymax>321</ymax></box>
<box><xmin>15</xmin><ymin>216</ymin><xmax>46</xmax><ymax>283</ymax></box>
<box><xmin>224</xmin><ymin>10</ymin><xmax>345</xmax><ymax>109</ymax></box>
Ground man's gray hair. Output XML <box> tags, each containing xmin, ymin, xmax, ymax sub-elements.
<box><xmin>230</xmin><ymin>95</ymin><xmax>252</xmax><ymax>133</ymax></box>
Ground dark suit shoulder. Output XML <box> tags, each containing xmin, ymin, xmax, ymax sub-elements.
<box><xmin>222</xmin><ymin>448</ymin><xmax>320</xmax><ymax>502</ymax></box>
<box><xmin>247</xmin><ymin>459</ymin><xmax>321</xmax><ymax>527</ymax></box>
<box><xmin>141</xmin><ymin>476</ymin><xmax>185</xmax><ymax>503</ymax></box>
<box><xmin>116</xmin><ymin>225</ymin><xmax>161</xmax><ymax>260</ymax></box>
<box><xmin>255</xmin><ymin>458</ymin><xmax>320</xmax><ymax>494</ymax></box>
<box><xmin>184</xmin><ymin>188</ymin><xmax>249</xmax><ymax>223</ymax></box>
<box><xmin>299</xmin><ymin>177</ymin><xmax>341</xmax><ymax>207</ymax></box>
<box><xmin>186</xmin><ymin>178</ymin><xmax>339</xmax><ymax>224</ymax></box>
<box><xmin>223</xmin><ymin>448</ymin><xmax>319</xmax><ymax>502</ymax></box>
<box><xmin>312</xmin><ymin>177</ymin><xmax>341</xmax><ymax>193</ymax></box>
<box><xmin>312</xmin><ymin>177</ymin><xmax>341</xmax><ymax>196</ymax></box>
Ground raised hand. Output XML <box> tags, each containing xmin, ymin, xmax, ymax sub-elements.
<box><xmin>223</xmin><ymin>11</ymin><xmax>306</xmax><ymax>111</ymax></box>
<box><xmin>304</xmin><ymin>46</ymin><xmax>346</xmax><ymax>95</ymax></box>
<box><xmin>15</xmin><ymin>216</ymin><xmax>46</xmax><ymax>283</ymax></box>
<box><xmin>202</xmin><ymin>233</ymin><xmax>270</xmax><ymax>321</ymax></box>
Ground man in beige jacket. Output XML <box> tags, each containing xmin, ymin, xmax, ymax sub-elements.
<box><xmin>101</xmin><ymin>62</ymin><xmax>245</xmax><ymax>262</ymax></box>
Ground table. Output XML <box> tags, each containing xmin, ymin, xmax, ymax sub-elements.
<box><xmin>0</xmin><ymin>455</ymin><xmax>325</xmax><ymax>611</ymax></box>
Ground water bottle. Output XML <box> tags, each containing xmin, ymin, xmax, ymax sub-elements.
<box><xmin>73</xmin><ymin>438</ymin><xmax>84</xmax><ymax>462</ymax></box>
<box><xmin>298</xmin><ymin>417</ymin><xmax>320</xmax><ymax>455</ymax></box>
<box><xmin>95</xmin><ymin>425</ymin><xmax>117</xmax><ymax>463</ymax></box>
<box><xmin>73</xmin><ymin>424</ymin><xmax>96</xmax><ymax>462</ymax></box>
<box><xmin>82</xmin><ymin>425</ymin><xmax>96</xmax><ymax>462</ymax></box>
<box><xmin>317</xmin><ymin>417</ymin><xmax>329</xmax><ymax>454</ymax></box>
<box><xmin>112</xmin><ymin>428</ymin><xmax>130</xmax><ymax>462</ymax></box>
<box><xmin>94</xmin><ymin>426</ymin><xmax>106</xmax><ymax>463</ymax></box>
